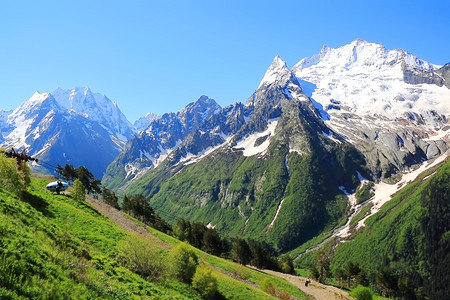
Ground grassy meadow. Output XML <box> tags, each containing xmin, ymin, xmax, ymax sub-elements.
<box><xmin>0</xmin><ymin>174</ymin><xmax>307</xmax><ymax>299</ymax></box>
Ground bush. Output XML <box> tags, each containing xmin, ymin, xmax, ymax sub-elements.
<box><xmin>0</xmin><ymin>154</ymin><xmax>29</xmax><ymax>198</ymax></box>
<box><xmin>192</xmin><ymin>262</ymin><xmax>217</xmax><ymax>299</ymax></box>
<box><xmin>118</xmin><ymin>237</ymin><xmax>167</xmax><ymax>281</ymax></box>
<box><xmin>351</xmin><ymin>285</ymin><xmax>373</xmax><ymax>300</ymax></box>
<box><xmin>170</xmin><ymin>243</ymin><xmax>198</xmax><ymax>284</ymax></box>
<box><xmin>234</xmin><ymin>264</ymin><xmax>250</xmax><ymax>280</ymax></box>
<box><xmin>279</xmin><ymin>254</ymin><xmax>295</xmax><ymax>274</ymax></box>
<box><xmin>260</xmin><ymin>278</ymin><xmax>276</xmax><ymax>296</ymax></box>
<box><xmin>72</xmin><ymin>179</ymin><xmax>86</xmax><ymax>202</ymax></box>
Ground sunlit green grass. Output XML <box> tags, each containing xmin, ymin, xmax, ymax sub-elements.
<box><xmin>1</xmin><ymin>176</ymin><xmax>308</xmax><ymax>299</ymax></box>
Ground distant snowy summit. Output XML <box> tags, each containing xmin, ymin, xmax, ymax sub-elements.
<box><xmin>256</xmin><ymin>39</ymin><xmax>449</xmax><ymax>125</ymax></box>
<box><xmin>134</xmin><ymin>112</ymin><xmax>160</xmax><ymax>132</ymax></box>
<box><xmin>51</xmin><ymin>87</ymin><xmax>135</xmax><ymax>141</ymax></box>
<box><xmin>1</xmin><ymin>87</ymin><xmax>136</xmax><ymax>177</ymax></box>
<box><xmin>291</xmin><ymin>39</ymin><xmax>449</xmax><ymax>123</ymax></box>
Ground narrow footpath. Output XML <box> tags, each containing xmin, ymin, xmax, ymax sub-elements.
<box><xmin>261</xmin><ymin>269</ymin><xmax>353</xmax><ymax>300</ymax></box>
<box><xmin>85</xmin><ymin>195</ymin><xmax>170</xmax><ymax>249</ymax></box>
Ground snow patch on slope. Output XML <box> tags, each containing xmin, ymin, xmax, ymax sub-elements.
<box><xmin>234</xmin><ymin>118</ymin><xmax>278</xmax><ymax>156</ymax></box>
<box><xmin>268</xmin><ymin>198</ymin><xmax>285</xmax><ymax>230</ymax></box>
<box><xmin>356</xmin><ymin>151</ymin><xmax>449</xmax><ymax>229</ymax></box>
<box><xmin>180</xmin><ymin>138</ymin><xmax>231</xmax><ymax>166</ymax></box>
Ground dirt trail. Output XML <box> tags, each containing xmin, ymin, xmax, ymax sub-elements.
<box><xmin>85</xmin><ymin>195</ymin><xmax>170</xmax><ymax>249</ymax></box>
<box><xmin>261</xmin><ymin>269</ymin><xmax>353</xmax><ymax>300</ymax></box>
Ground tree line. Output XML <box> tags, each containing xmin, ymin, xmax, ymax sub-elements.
<box><xmin>173</xmin><ymin>218</ymin><xmax>294</xmax><ymax>274</ymax></box>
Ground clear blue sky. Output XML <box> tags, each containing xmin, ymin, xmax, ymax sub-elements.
<box><xmin>1</xmin><ymin>0</ymin><xmax>449</xmax><ymax>122</ymax></box>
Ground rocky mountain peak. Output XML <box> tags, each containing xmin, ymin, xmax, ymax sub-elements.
<box><xmin>51</xmin><ymin>87</ymin><xmax>135</xmax><ymax>142</ymax></box>
<box><xmin>257</xmin><ymin>55</ymin><xmax>292</xmax><ymax>89</ymax></box>
<box><xmin>179</xmin><ymin>96</ymin><xmax>221</xmax><ymax>131</ymax></box>
<box><xmin>8</xmin><ymin>91</ymin><xmax>59</xmax><ymax>122</ymax></box>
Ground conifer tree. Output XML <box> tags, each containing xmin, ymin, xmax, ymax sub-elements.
<box><xmin>231</xmin><ymin>237</ymin><xmax>251</xmax><ymax>265</ymax></box>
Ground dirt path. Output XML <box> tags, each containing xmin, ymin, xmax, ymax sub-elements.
<box><xmin>85</xmin><ymin>195</ymin><xmax>170</xmax><ymax>249</ymax></box>
<box><xmin>261</xmin><ymin>269</ymin><xmax>353</xmax><ymax>300</ymax></box>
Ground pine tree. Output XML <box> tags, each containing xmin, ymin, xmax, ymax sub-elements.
<box><xmin>231</xmin><ymin>237</ymin><xmax>251</xmax><ymax>265</ymax></box>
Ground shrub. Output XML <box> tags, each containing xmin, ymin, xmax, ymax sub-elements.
<box><xmin>192</xmin><ymin>262</ymin><xmax>217</xmax><ymax>299</ymax></box>
<box><xmin>71</xmin><ymin>179</ymin><xmax>86</xmax><ymax>202</ymax></box>
<box><xmin>234</xmin><ymin>264</ymin><xmax>250</xmax><ymax>280</ymax></box>
<box><xmin>170</xmin><ymin>242</ymin><xmax>198</xmax><ymax>284</ymax></box>
<box><xmin>279</xmin><ymin>254</ymin><xmax>295</xmax><ymax>274</ymax></box>
<box><xmin>351</xmin><ymin>285</ymin><xmax>372</xmax><ymax>300</ymax></box>
<box><xmin>279</xmin><ymin>290</ymin><xmax>291</xmax><ymax>300</ymax></box>
<box><xmin>0</xmin><ymin>154</ymin><xmax>29</xmax><ymax>198</ymax></box>
<box><xmin>260</xmin><ymin>278</ymin><xmax>276</xmax><ymax>296</ymax></box>
<box><xmin>118</xmin><ymin>237</ymin><xmax>167</xmax><ymax>281</ymax></box>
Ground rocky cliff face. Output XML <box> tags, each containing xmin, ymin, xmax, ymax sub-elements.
<box><xmin>102</xmin><ymin>95</ymin><xmax>247</xmax><ymax>189</ymax></box>
<box><xmin>437</xmin><ymin>63</ymin><xmax>450</xmax><ymax>88</ymax></box>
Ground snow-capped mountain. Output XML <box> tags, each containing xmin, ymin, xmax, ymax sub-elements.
<box><xmin>105</xmin><ymin>47</ymin><xmax>369</xmax><ymax>252</ymax></box>
<box><xmin>293</xmin><ymin>39</ymin><xmax>449</xmax><ymax>122</ymax></box>
<box><xmin>290</xmin><ymin>40</ymin><xmax>449</xmax><ymax>177</ymax></box>
<box><xmin>102</xmin><ymin>95</ymin><xmax>251</xmax><ymax>189</ymax></box>
<box><xmin>105</xmin><ymin>40</ymin><xmax>450</xmax><ymax>190</ymax></box>
<box><xmin>1</xmin><ymin>87</ymin><xmax>136</xmax><ymax>178</ymax></box>
<box><xmin>103</xmin><ymin>39</ymin><xmax>449</xmax><ymax>252</ymax></box>
<box><xmin>51</xmin><ymin>87</ymin><xmax>135</xmax><ymax>141</ymax></box>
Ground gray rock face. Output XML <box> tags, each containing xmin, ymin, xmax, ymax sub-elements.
<box><xmin>324</xmin><ymin>112</ymin><xmax>449</xmax><ymax>179</ymax></box>
<box><xmin>102</xmin><ymin>95</ymin><xmax>253</xmax><ymax>188</ymax></box>
<box><xmin>402</xmin><ymin>61</ymin><xmax>444</xmax><ymax>86</ymax></box>
<box><xmin>436</xmin><ymin>63</ymin><xmax>450</xmax><ymax>88</ymax></box>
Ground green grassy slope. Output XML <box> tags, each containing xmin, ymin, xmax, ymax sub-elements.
<box><xmin>330</xmin><ymin>159</ymin><xmax>448</xmax><ymax>275</ymax></box>
<box><xmin>0</xmin><ymin>176</ymin><xmax>307</xmax><ymax>299</ymax></box>
<box><xmin>0</xmin><ymin>177</ymin><xmax>199</xmax><ymax>299</ymax></box>
<box><xmin>293</xmin><ymin>157</ymin><xmax>449</xmax><ymax>298</ymax></box>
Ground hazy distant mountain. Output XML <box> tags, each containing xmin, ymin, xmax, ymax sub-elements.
<box><xmin>0</xmin><ymin>87</ymin><xmax>135</xmax><ymax>178</ymax></box>
<box><xmin>133</xmin><ymin>112</ymin><xmax>160</xmax><ymax>132</ymax></box>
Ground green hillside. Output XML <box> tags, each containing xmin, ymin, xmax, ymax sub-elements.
<box><xmin>0</xmin><ymin>158</ymin><xmax>307</xmax><ymax>299</ymax></box>
<box><xmin>295</xmin><ymin>158</ymin><xmax>450</xmax><ymax>299</ymax></box>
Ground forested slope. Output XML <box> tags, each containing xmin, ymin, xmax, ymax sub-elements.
<box><xmin>295</xmin><ymin>158</ymin><xmax>449</xmax><ymax>299</ymax></box>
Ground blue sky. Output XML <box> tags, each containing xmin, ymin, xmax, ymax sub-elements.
<box><xmin>1</xmin><ymin>0</ymin><xmax>449</xmax><ymax>122</ymax></box>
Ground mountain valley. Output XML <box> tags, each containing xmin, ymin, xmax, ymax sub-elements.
<box><xmin>1</xmin><ymin>39</ymin><xmax>449</xmax><ymax>299</ymax></box>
